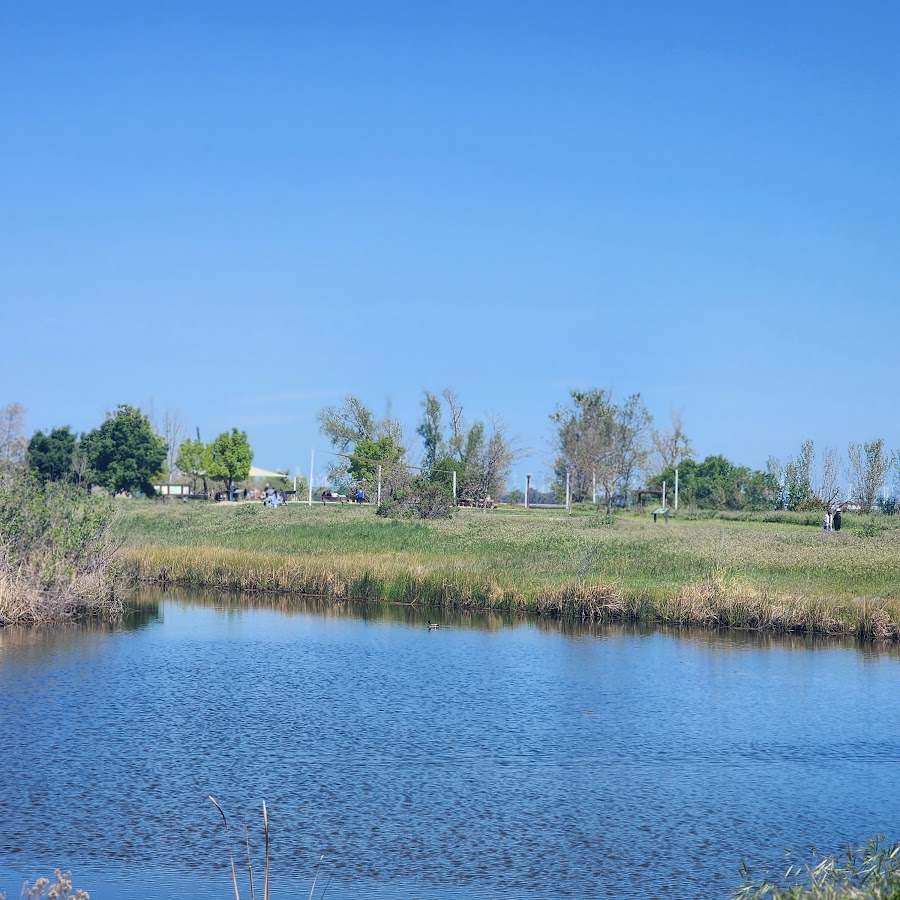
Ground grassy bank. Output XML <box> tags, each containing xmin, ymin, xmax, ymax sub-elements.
<box><xmin>116</xmin><ymin>500</ymin><xmax>900</xmax><ymax>639</ymax></box>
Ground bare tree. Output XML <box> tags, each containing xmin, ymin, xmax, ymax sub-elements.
<box><xmin>551</xmin><ymin>389</ymin><xmax>652</xmax><ymax>513</ymax></box>
<box><xmin>443</xmin><ymin>388</ymin><xmax>466</xmax><ymax>459</ymax></box>
<box><xmin>160</xmin><ymin>409</ymin><xmax>185</xmax><ymax>482</ymax></box>
<box><xmin>0</xmin><ymin>402</ymin><xmax>27</xmax><ymax>472</ymax></box>
<box><xmin>848</xmin><ymin>438</ymin><xmax>890</xmax><ymax>513</ymax></box>
<box><xmin>651</xmin><ymin>410</ymin><xmax>693</xmax><ymax>473</ymax></box>
<box><xmin>815</xmin><ymin>447</ymin><xmax>842</xmax><ymax>511</ymax></box>
<box><xmin>467</xmin><ymin>417</ymin><xmax>516</xmax><ymax>507</ymax></box>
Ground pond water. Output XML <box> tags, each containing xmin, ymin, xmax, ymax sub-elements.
<box><xmin>1</xmin><ymin>593</ymin><xmax>899</xmax><ymax>899</ymax></box>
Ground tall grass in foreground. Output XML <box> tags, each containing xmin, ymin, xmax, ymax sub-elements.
<box><xmin>0</xmin><ymin>472</ymin><xmax>127</xmax><ymax>624</ymax></box>
<box><xmin>733</xmin><ymin>836</ymin><xmax>900</xmax><ymax>899</ymax></box>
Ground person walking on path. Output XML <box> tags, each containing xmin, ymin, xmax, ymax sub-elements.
<box><xmin>833</xmin><ymin>509</ymin><xmax>842</xmax><ymax>531</ymax></box>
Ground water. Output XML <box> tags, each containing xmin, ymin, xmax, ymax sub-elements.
<box><xmin>1</xmin><ymin>593</ymin><xmax>899</xmax><ymax>899</ymax></box>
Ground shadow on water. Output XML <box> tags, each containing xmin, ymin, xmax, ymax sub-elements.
<box><xmin>127</xmin><ymin>584</ymin><xmax>899</xmax><ymax>659</ymax></box>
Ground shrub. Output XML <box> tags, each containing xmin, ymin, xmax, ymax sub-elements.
<box><xmin>377</xmin><ymin>478</ymin><xmax>454</xmax><ymax>519</ymax></box>
<box><xmin>0</xmin><ymin>469</ymin><xmax>126</xmax><ymax>623</ymax></box>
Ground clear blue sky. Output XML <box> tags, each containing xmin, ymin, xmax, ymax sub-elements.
<box><xmin>2</xmin><ymin>1</ymin><xmax>898</xmax><ymax>489</ymax></box>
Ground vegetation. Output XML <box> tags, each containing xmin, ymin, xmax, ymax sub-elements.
<box><xmin>0</xmin><ymin>470</ymin><xmax>126</xmax><ymax>624</ymax></box>
<box><xmin>117</xmin><ymin>502</ymin><xmax>900</xmax><ymax>640</ymax></box>
<box><xmin>81</xmin><ymin>404</ymin><xmax>167</xmax><ymax>496</ymax></box>
<box><xmin>206</xmin><ymin>428</ymin><xmax>253</xmax><ymax>494</ymax></box>
<box><xmin>733</xmin><ymin>836</ymin><xmax>900</xmax><ymax>899</ymax></box>
<box><xmin>27</xmin><ymin>425</ymin><xmax>78</xmax><ymax>484</ymax></box>
<box><xmin>551</xmin><ymin>389</ymin><xmax>651</xmax><ymax>512</ymax></box>
<box><xmin>0</xmin><ymin>869</ymin><xmax>90</xmax><ymax>900</ymax></box>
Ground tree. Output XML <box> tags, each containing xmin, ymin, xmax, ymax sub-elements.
<box><xmin>27</xmin><ymin>426</ymin><xmax>77</xmax><ymax>483</ymax></box>
<box><xmin>317</xmin><ymin>396</ymin><xmax>407</xmax><ymax>492</ymax></box>
<box><xmin>464</xmin><ymin>418</ymin><xmax>515</xmax><ymax>505</ymax></box>
<box><xmin>551</xmin><ymin>389</ymin><xmax>652</xmax><ymax>513</ymax></box>
<box><xmin>651</xmin><ymin>410</ymin><xmax>693</xmax><ymax>473</ymax></box>
<box><xmin>159</xmin><ymin>409</ymin><xmax>185</xmax><ymax>482</ymax></box>
<box><xmin>0</xmin><ymin>402</ymin><xmax>27</xmax><ymax>472</ymax></box>
<box><xmin>175</xmin><ymin>437</ymin><xmax>210</xmax><ymax>495</ymax></box>
<box><xmin>815</xmin><ymin>447</ymin><xmax>842</xmax><ymax>511</ymax></box>
<box><xmin>648</xmin><ymin>455</ymin><xmax>778</xmax><ymax>511</ymax></box>
<box><xmin>417</xmin><ymin>391</ymin><xmax>445</xmax><ymax>476</ymax></box>
<box><xmin>781</xmin><ymin>439</ymin><xmax>815</xmax><ymax>510</ymax></box>
<box><xmin>348</xmin><ymin>436</ymin><xmax>405</xmax><ymax>497</ymax></box>
<box><xmin>81</xmin><ymin>405</ymin><xmax>167</xmax><ymax>496</ymax></box>
<box><xmin>848</xmin><ymin>438</ymin><xmax>890</xmax><ymax>513</ymax></box>
<box><xmin>206</xmin><ymin>429</ymin><xmax>253</xmax><ymax>494</ymax></box>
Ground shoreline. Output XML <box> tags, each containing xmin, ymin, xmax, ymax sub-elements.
<box><xmin>121</xmin><ymin>542</ymin><xmax>900</xmax><ymax>641</ymax></box>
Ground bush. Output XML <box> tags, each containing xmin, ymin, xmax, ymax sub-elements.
<box><xmin>0</xmin><ymin>470</ymin><xmax>126</xmax><ymax>623</ymax></box>
<box><xmin>377</xmin><ymin>478</ymin><xmax>454</xmax><ymax>520</ymax></box>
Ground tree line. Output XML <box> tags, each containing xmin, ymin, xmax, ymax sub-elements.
<box><xmin>4</xmin><ymin>390</ymin><xmax>900</xmax><ymax>514</ymax></box>
<box><xmin>2</xmin><ymin>402</ymin><xmax>255</xmax><ymax>497</ymax></box>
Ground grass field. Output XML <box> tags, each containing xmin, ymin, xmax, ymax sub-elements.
<box><xmin>117</xmin><ymin>500</ymin><xmax>900</xmax><ymax>639</ymax></box>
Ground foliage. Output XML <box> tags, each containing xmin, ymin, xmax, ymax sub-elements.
<box><xmin>649</xmin><ymin>456</ymin><xmax>779</xmax><ymax>511</ymax></box>
<box><xmin>317</xmin><ymin>395</ymin><xmax>404</xmax><ymax>491</ymax></box>
<box><xmin>206</xmin><ymin>429</ymin><xmax>253</xmax><ymax>492</ymax></box>
<box><xmin>81</xmin><ymin>404</ymin><xmax>167</xmax><ymax>496</ymax></box>
<box><xmin>733</xmin><ymin>835</ymin><xmax>900</xmax><ymax>899</ymax></box>
<box><xmin>0</xmin><ymin>469</ymin><xmax>124</xmax><ymax>623</ymax></box>
<box><xmin>349</xmin><ymin>437</ymin><xmax>402</xmax><ymax>484</ymax></box>
<box><xmin>551</xmin><ymin>389</ymin><xmax>651</xmax><ymax>512</ymax></box>
<box><xmin>175</xmin><ymin>437</ymin><xmax>210</xmax><ymax>494</ymax></box>
<box><xmin>417</xmin><ymin>391</ymin><xmax>444</xmax><ymax>475</ymax></box>
<box><xmin>848</xmin><ymin>439</ymin><xmax>890</xmax><ymax>514</ymax></box>
<box><xmin>429</xmin><ymin>454</ymin><xmax>466</xmax><ymax>495</ymax></box>
<box><xmin>27</xmin><ymin>426</ymin><xmax>77</xmax><ymax>483</ymax></box>
<box><xmin>376</xmin><ymin>477</ymin><xmax>454</xmax><ymax>519</ymax></box>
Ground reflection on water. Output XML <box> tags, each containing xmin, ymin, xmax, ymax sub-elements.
<box><xmin>1</xmin><ymin>588</ymin><xmax>899</xmax><ymax>900</ymax></box>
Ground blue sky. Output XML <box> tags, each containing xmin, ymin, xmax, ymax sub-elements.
<box><xmin>2</xmin><ymin>1</ymin><xmax>898</xmax><ymax>489</ymax></box>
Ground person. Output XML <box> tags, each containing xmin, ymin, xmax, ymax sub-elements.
<box><xmin>833</xmin><ymin>509</ymin><xmax>842</xmax><ymax>531</ymax></box>
<box><xmin>823</xmin><ymin>512</ymin><xmax>831</xmax><ymax>532</ymax></box>
<box><xmin>356</xmin><ymin>487</ymin><xmax>365</xmax><ymax>504</ymax></box>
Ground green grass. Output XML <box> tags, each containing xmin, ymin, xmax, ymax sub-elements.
<box><xmin>116</xmin><ymin>500</ymin><xmax>900</xmax><ymax>638</ymax></box>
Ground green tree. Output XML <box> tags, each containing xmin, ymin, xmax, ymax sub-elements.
<box><xmin>206</xmin><ymin>429</ymin><xmax>253</xmax><ymax>494</ymax></box>
<box><xmin>81</xmin><ymin>405</ymin><xmax>167</xmax><ymax>496</ymax></box>
<box><xmin>417</xmin><ymin>391</ymin><xmax>444</xmax><ymax>476</ymax></box>
<box><xmin>27</xmin><ymin>426</ymin><xmax>77</xmax><ymax>483</ymax></box>
<box><xmin>175</xmin><ymin>437</ymin><xmax>210</xmax><ymax>495</ymax></box>
<box><xmin>317</xmin><ymin>395</ymin><xmax>405</xmax><ymax>492</ymax></box>
<box><xmin>349</xmin><ymin>437</ymin><xmax>402</xmax><ymax>484</ymax></box>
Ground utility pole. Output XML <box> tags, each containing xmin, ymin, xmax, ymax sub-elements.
<box><xmin>662</xmin><ymin>480</ymin><xmax>666</xmax><ymax>509</ymax></box>
<box><xmin>674</xmin><ymin>468</ymin><xmax>679</xmax><ymax>511</ymax></box>
<box><xmin>525</xmin><ymin>473</ymin><xmax>531</xmax><ymax>509</ymax></box>
<box><xmin>452</xmin><ymin>469</ymin><xmax>457</xmax><ymax>504</ymax></box>
<box><xmin>566</xmin><ymin>470</ymin><xmax>571</xmax><ymax>513</ymax></box>
<box><xmin>377</xmin><ymin>464</ymin><xmax>382</xmax><ymax>506</ymax></box>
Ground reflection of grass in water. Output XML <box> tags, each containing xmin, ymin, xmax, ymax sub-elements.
<box><xmin>117</xmin><ymin>501</ymin><xmax>900</xmax><ymax>640</ymax></box>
